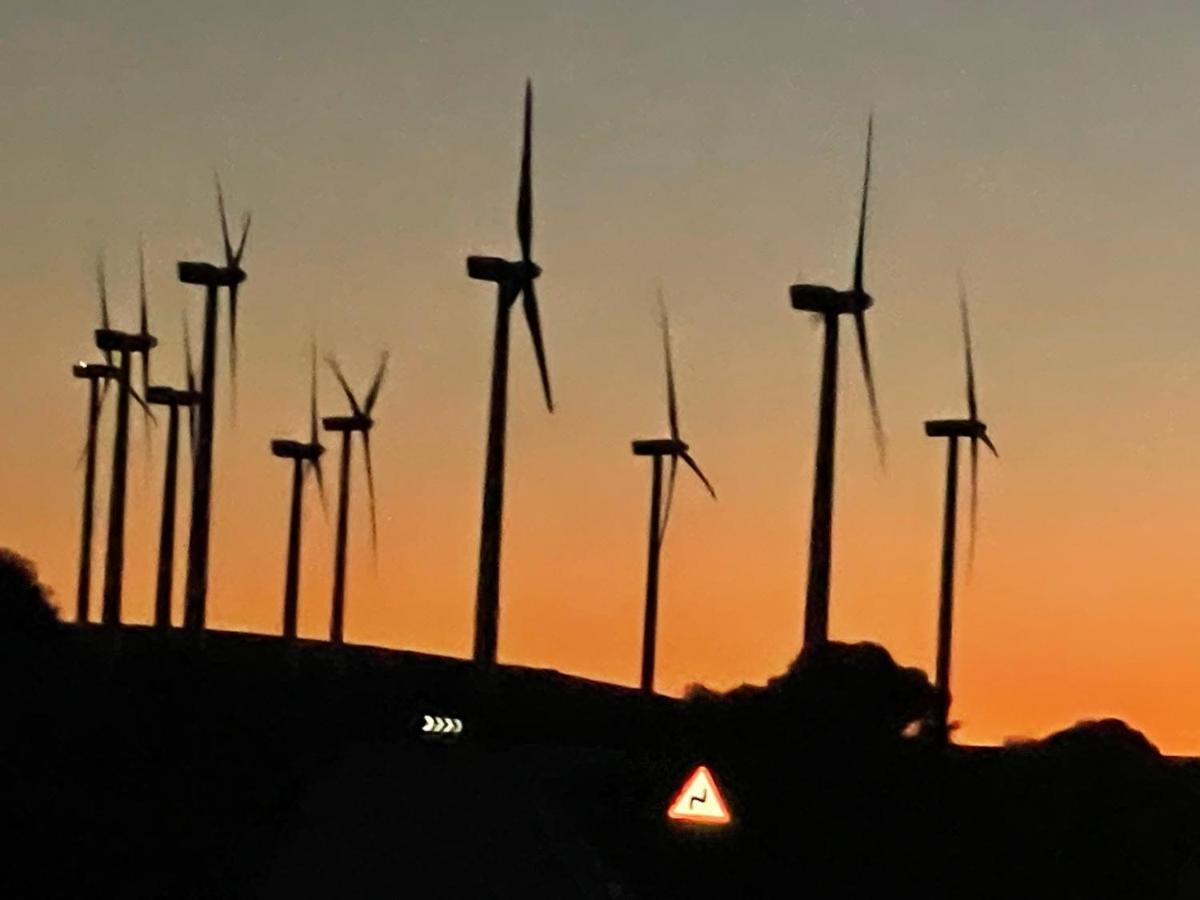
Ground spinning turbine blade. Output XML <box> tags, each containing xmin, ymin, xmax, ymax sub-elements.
<box><xmin>309</xmin><ymin>341</ymin><xmax>319</xmax><ymax>445</ymax></box>
<box><xmin>854</xmin><ymin>310</ymin><xmax>886</xmax><ymax>465</ymax></box>
<box><xmin>659</xmin><ymin>291</ymin><xmax>679</xmax><ymax>441</ymax></box>
<box><xmin>129</xmin><ymin>385</ymin><xmax>157</xmax><ymax>425</ymax></box>
<box><xmin>362</xmin><ymin>431</ymin><xmax>378</xmax><ymax>557</ymax></box>
<box><xmin>228</xmin><ymin>213</ymin><xmax>250</xmax><ymax>417</ymax></box>
<box><xmin>364</xmin><ymin>351</ymin><xmax>389</xmax><ymax>416</ymax></box>
<box><xmin>853</xmin><ymin>114</ymin><xmax>873</xmax><ymax>295</ymax></box>
<box><xmin>981</xmin><ymin>433</ymin><xmax>999</xmax><ymax>457</ymax></box>
<box><xmin>325</xmin><ymin>356</ymin><xmax>363</xmax><ymax>417</ymax></box>
<box><xmin>216</xmin><ymin>173</ymin><xmax>233</xmax><ymax>263</ymax></box>
<box><xmin>968</xmin><ymin>435</ymin><xmax>979</xmax><ymax>574</ymax></box>
<box><xmin>959</xmin><ymin>276</ymin><xmax>978</xmax><ymax>422</ymax></box>
<box><xmin>681</xmin><ymin>451</ymin><xmax>717</xmax><ymax>500</ymax></box>
<box><xmin>522</xmin><ymin>281</ymin><xmax>553</xmax><ymax>412</ymax></box>
<box><xmin>516</xmin><ymin>79</ymin><xmax>533</xmax><ymax>262</ymax></box>
<box><xmin>659</xmin><ymin>453</ymin><xmax>680</xmax><ymax>544</ymax></box>
<box><xmin>311</xmin><ymin>456</ymin><xmax>329</xmax><ymax>519</ymax></box>
<box><xmin>95</xmin><ymin>255</ymin><xmax>113</xmax><ymax>368</ymax></box>
<box><xmin>137</xmin><ymin>240</ymin><xmax>153</xmax><ymax>443</ymax></box>
<box><xmin>229</xmin><ymin>283</ymin><xmax>239</xmax><ymax>416</ymax></box>
<box><xmin>183</xmin><ymin>314</ymin><xmax>198</xmax><ymax>460</ymax></box>
<box><xmin>235</xmin><ymin>212</ymin><xmax>251</xmax><ymax>265</ymax></box>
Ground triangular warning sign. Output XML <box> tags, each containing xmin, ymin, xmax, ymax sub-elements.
<box><xmin>668</xmin><ymin>765</ymin><xmax>731</xmax><ymax>824</ymax></box>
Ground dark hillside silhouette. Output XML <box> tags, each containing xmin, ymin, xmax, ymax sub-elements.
<box><xmin>3</xmin><ymin>624</ymin><xmax>1199</xmax><ymax>897</ymax></box>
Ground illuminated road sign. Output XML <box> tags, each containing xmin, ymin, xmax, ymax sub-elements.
<box><xmin>420</xmin><ymin>715</ymin><xmax>463</xmax><ymax>735</ymax></box>
<box><xmin>667</xmin><ymin>765</ymin><xmax>731</xmax><ymax>825</ymax></box>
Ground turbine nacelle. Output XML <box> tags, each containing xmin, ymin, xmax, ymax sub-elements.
<box><xmin>465</xmin><ymin>255</ymin><xmax>541</xmax><ymax>288</ymax></box>
<box><xmin>271</xmin><ymin>438</ymin><xmax>325</xmax><ymax>461</ymax></box>
<box><xmin>322</xmin><ymin>414</ymin><xmax>373</xmax><ymax>433</ymax></box>
<box><xmin>73</xmin><ymin>361</ymin><xmax>118</xmax><ymax>381</ymax></box>
<box><xmin>789</xmin><ymin>284</ymin><xmax>874</xmax><ymax>316</ymax></box>
<box><xmin>146</xmin><ymin>385</ymin><xmax>201</xmax><ymax>407</ymax></box>
<box><xmin>95</xmin><ymin>328</ymin><xmax>157</xmax><ymax>355</ymax></box>
<box><xmin>924</xmin><ymin>418</ymin><xmax>989</xmax><ymax>440</ymax></box>
<box><xmin>632</xmin><ymin>437</ymin><xmax>689</xmax><ymax>457</ymax></box>
<box><xmin>176</xmin><ymin>261</ymin><xmax>246</xmax><ymax>289</ymax></box>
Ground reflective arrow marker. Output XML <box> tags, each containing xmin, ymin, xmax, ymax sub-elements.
<box><xmin>419</xmin><ymin>714</ymin><xmax>464</xmax><ymax>736</ymax></box>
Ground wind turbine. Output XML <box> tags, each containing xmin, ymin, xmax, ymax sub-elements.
<box><xmin>146</xmin><ymin>320</ymin><xmax>201</xmax><ymax>629</ymax></box>
<box><xmin>322</xmin><ymin>352</ymin><xmax>388</xmax><ymax>645</ymax></box>
<box><xmin>465</xmin><ymin>79</ymin><xmax>554</xmax><ymax>667</ymax></box>
<box><xmin>924</xmin><ymin>281</ymin><xmax>998</xmax><ymax>744</ymax></box>
<box><xmin>177</xmin><ymin>176</ymin><xmax>251</xmax><ymax>633</ymax></box>
<box><xmin>96</xmin><ymin>254</ymin><xmax>158</xmax><ymax>626</ymax></box>
<box><xmin>788</xmin><ymin>115</ymin><xmax>886</xmax><ymax>648</ymax></box>
<box><xmin>271</xmin><ymin>344</ymin><xmax>327</xmax><ymax>639</ymax></box>
<box><xmin>72</xmin><ymin>257</ymin><xmax>119</xmax><ymax>624</ymax></box>
<box><xmin>633</xmin><ymin>297</ymin><xmax>716</xmax><ymax>693</ymax></box>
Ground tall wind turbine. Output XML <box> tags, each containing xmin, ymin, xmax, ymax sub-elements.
<box><xmin>788</xmin><ymin>115</ymin><xmax>886</xmax><ymax>647</ymax></box>
<box><xmin>465</xmin><ymin>80</ymin><xmax>554</xmax><ymax>667</ymax></box>
<box><xmin>96</xmin><ymin>255</ymin><xmax>158</xmax><ymax>626</ymax></box>
<box><xmin>271</xmin><ymin>344</ymin><xmax>327</xmax><ymax>639</ymax></box>
<box><xmin>632</xmin><ymin>297</ymin><xmax>716</xmax><ymax>693</ymax></box>
<box><xmin>322</xmin><ymin>352</ymin><xmax>388</xmax><ymax>645</ymax></box>
<box><xmin>72</xmin><ymin>258</ymin><xmax>119</xmax><ymax>623</ymax></box>
<box><xmin>924</xmin><ymin>282</ymin><xmax>998</xmax><ymax>744</ymax></box>
<box><xmin>146</xmin><ymin>321</ymin><xmax>201</xmax><ymax>629</ymax></box>
<box><xmin>177</xmin><ymin>177</ymin><xmax>251</xmax><ymax>633</ymax></box>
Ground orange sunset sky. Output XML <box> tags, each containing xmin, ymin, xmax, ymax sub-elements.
<box><xmin>5</xmin><ymin>2</ymin><xmax>1200</xmax><ymax>752</ymax></box>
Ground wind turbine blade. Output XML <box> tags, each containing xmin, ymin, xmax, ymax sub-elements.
<box><xmin>184</xmin><ymin>314</ymin><xmax>197</xmax><ymax>460</ymax></box>
<box><xmin>982</xmin><ymin>433</ymin><xmax>999</xmax><ymax>457</ymax></box>
<box><xmin>968</xmin><ymin>435</ymin><xmax>979</xmax><ymax>574</ymax></box>
<box><xmin>959</xmin><ymin>273</ymin><xmax>977</xmax><ymax>422</ymax></box>
<box><xmin>363</xmin><ymin>350</ymin><xmax>389</xmax><ymax>416</ymax></box>
<box><xmin>325</xmin><ymin>355</ymin><xmax>363</xmax><ymax>417</ymax></box>
<box><xmin>235</xmin><ymin>212</ymin><xmax>251</xmax><ymax>264</ymax></box>
<box><xmin>228</xmin><ymin>282</ymin><xmax>239</xmax><ymax>420</ymax></box>
<box><xmin>311</xmin><ymin>457</ymin><xmax>329</xmax><ymax>521</ymax></box>
<box><xmin>681</xmin><ymin>451</ymin><xmax>717</xmax><ymax>500</ymax></box>
<box><xmin>516</xmin><ymin>79</ymin><xmax>533</xmax><ymax>262</ymax></box>
<box><xmin>658</xmin><ymin>454</ymin><xmax>679</xmax><ymax>544</ymax></box>
<box><xmin>309</xmin><ymin>340</ymin><xmax>319</xmax><ymax>445</ymax></box>
<box><xmin>138</xmin><ymin>240</ymin><xmax>151</xmax><ymax>435</ymax></box>
<box><xmin>215</xmin><ymin>173</ymin><xmax>233</xmax><ymax>263</ymax></box>
<box><xmin>522</xmin><ymin>281</ymin><xmax>553</xmax><ymax>412</ymax></box>
<box><xmin>853</xmin><ymin>310</ymin><xmax>886</xmax><ymax>466</ymax></box>
<box><xmin>853</xmin><ymin>113</ymin><xmax>873</xmax><ymax>295</ymax></box>
<box><xmin>95</xmin><ymin>255</ymin><xmax>113</xmax><ymax>366</ymax></box>
<box><xmin>658</xmin><ymin>289</ymin><xmax>679</xmax><ymax>441</ymax></box>
<box><xmin>129</xmin><ymin>385</ymin><xmax>157</xmax><ymax>426</ymax></box>
<box><xmin>362</xmin><ymin>431</ymin><xmax>378</xmax><ymax>557</ymax></box>
<box><xmin>181</xmin><ymin>314</ymin><xmax>195</xmax><ymax>386</ymax></box>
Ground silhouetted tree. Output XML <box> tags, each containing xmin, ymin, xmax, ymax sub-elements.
<box><xmin>685</xmin><ymin>641</ymin><xmax>936</xmax><ymax>748</ymax></box>
<box><xmin>0</xmin><ymin>548</ymin><xmax>59</xmax><ymax>636</ymax></box>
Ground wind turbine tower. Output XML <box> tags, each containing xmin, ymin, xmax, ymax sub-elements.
<box><xmin>271</xmin><ymin>344</ymin><xmax>326</xmax><ymax>639</ymax></box>
<box><xmin>632</xmin><ymin>297</ymin><xmax>716</xmax><ymax>693</ymax></box>
<box><xmin>465</xmin><ymin>80</ymin><xmax>555</xmax><ymax>667</ymax></box>
<box><xmin>176</xmin><ymin>178</ymin><xmax>251</xmax><ymax>633</ymax></box>
<box><xmin>322</xmin><ymin>353</ymin><xmax>388</xmax><ymax>645</ymax></box>
<box><xmin>788</xmin><ymin>115</ymin><xmax>886</xmax><ymax>647</ymax></box>
<box><xmin>924</xmin><ymin>283</ymin><xmax>998</xmax><ymax>744</ymax></box>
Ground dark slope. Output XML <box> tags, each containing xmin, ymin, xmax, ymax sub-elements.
<box><xmin>4</xmin><ymin>626</ymin><xmax>1200</xmax><ymax>898</ymax></box>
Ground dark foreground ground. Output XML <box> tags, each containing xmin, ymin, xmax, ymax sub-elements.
<box><xmin>4</xmin><ymin>625</ymin><xmax>1200</xmax><ymax>899</ymax></box>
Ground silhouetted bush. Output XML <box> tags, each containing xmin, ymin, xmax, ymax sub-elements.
<box><xmin>684</xmin><ymin>640</ymin><xmax>936</xmax><ymax>747</ymax></box>
<box><xmin>0</xmin><ymin>548</ymin><xmax>59</xmax><ymax>636</ymax></box>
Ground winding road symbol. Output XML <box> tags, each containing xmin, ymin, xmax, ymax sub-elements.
<box><xmin>668</xmin><ymin>765</ymin><xmax>731</xmax><ymax>825</ymax></box>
